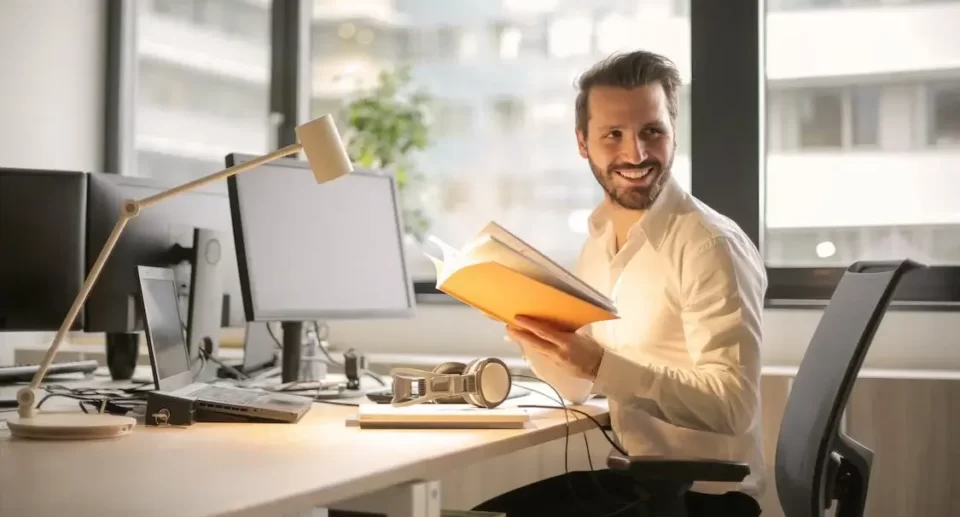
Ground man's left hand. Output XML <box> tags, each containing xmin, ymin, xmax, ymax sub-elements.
<box><xmin>507</xmin><ymin>315</ymin><xmax>605</xmax><ymax>381</ymax></box>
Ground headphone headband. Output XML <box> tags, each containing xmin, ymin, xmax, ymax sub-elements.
<box><xmin>389</xmin><ymin>358</ymin><xmax>512</xmax><ymax>409</ymax></box>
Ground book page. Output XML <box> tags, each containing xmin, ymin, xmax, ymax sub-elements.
<box><xmin>426</xmin><ymin>233</ymin><xmax>492</xmax><ymax>285</ymax></box>
<box><xmin>455</xmin><ymin>234</ymin><xmax>615</xmax><ymax>313</ymax></box>
<box><xmin>475</xmin><ymin>222</ymin><xmax>616</xmax><ymax>312</ymax></box>
<box><xmin>427</xmin><ymin>234</ymin><xmax>460</xmax><ymax>264</ymax></box>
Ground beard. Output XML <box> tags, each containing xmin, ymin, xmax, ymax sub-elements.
<box><xmin>589</xmin><ymin>153</ymin><xmax>673</xmax><ymax>210</ymax></box>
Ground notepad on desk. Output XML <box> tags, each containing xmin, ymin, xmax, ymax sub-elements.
<box><xmin>426</xmin><ymin>221</ymin><xmax>618</xmax><ymax>332</ymax></box>
<box><xmin>352</xmin><ymin>404</ymin><xmax>531</xmax><ymax>429</ymax></box>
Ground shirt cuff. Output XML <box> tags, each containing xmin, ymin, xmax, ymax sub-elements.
<box><xmin>593</xmin><ymin>348</ymin><xmax>653</xmax><ymax>403</ymax></box>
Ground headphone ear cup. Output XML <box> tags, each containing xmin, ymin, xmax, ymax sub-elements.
<box><xmin>463</xmin><ymin>358</ymin><xmax>511</xmax><ymax>409</ymax></box>
<box><xmin>431</xmin><ymin>362</ymin><xmax>467</xmax><ymax>404</ymax></box>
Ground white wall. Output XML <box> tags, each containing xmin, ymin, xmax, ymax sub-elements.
<box><xmin>0</xmin><ymin>0</ymin><xmax>107</xmax><ymax>364</ymax></box>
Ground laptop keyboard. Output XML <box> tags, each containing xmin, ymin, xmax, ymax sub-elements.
<box><xmin>192</xmin><ymin>386</ymin><xmax>264</xmax><ymax>405</ymax></box>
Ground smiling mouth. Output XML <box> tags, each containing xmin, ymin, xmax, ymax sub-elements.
<box><xmin>615</xmin><ymin>167</ymin><xmax>656</xmax><ymax>181</ymax></box>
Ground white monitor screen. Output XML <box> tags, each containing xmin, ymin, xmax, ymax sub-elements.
<box><xmin>228</xmin><ymin>155</ymin><xmax>415</xmax><ymax>321</ymax></box>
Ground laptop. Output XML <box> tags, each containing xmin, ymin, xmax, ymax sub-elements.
<box><xmin>136</xmin><ymin>266</ymin><xmax>312</xmax><ymax>423</ymax></box>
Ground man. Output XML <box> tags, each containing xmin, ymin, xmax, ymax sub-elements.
<box><xmin>473</xmin><ymin>50</ymin><xmax>767</xmax><ymax>516</ymax></box>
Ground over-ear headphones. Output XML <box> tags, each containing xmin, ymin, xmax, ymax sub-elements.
<box><xmin>389</xmin><ymin>357</ymin><xmax>513</xmax><ymax>409</ymax></box>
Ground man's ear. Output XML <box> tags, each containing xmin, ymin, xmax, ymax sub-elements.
<box><xmin>576</xmin><ymin>129</ymin><xmax>589</xmax><ymax>159</ymax></box>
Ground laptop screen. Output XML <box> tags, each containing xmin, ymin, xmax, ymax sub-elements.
<box><xmin>138</xmin><ymin>267</ymin><xmax>192</xmax><ymax>391</ymax></box>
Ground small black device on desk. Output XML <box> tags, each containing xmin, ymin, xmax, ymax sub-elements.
<box><xmin>0</xmin><ymin>360</ymin><xmax>99</xmax><ymax>384</ymax></box>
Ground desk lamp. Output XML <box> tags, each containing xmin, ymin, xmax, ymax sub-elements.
<box><xmin>6</xmin><ymin>114</ymin><xmax>353</xmax><ymax>440</ymax></box>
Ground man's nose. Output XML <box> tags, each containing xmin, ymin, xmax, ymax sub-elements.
<box><xmin>620</xmin><ymin>135</ymin><xmax>647</xmax><ymax>164</ymax></box>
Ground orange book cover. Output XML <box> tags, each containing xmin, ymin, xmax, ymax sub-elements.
<box><xmin>425</xmin><ymin>222</ymin><xmax>618</xmax><ymax>332</ymax></box>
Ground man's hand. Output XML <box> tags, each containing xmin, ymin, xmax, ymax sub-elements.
<box><xmin>506</xmin><ymin>315</ymin><xmax>605</xmax><ymax>381</ymax></box>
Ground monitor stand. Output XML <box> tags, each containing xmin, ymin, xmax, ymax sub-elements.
<box><xmin>185</xmin><ymin>228</ymin><xmax>225</xmax><ymax>382</ymax></box>
<box><xmin>280</xmin><ymin>321</ymin><xmax>303</xmax><ymax>383</ymax></box>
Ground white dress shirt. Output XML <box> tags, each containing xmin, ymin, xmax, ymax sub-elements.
<box><xmin>520</xmin><ymin>175</ymin><xmax>768</xmax><ymax>498</ymax></box>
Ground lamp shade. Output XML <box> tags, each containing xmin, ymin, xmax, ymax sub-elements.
<box><xmin>296</xmin><ymin>114</ymin><xmax>354</xmax><ymax>183</ymax></box>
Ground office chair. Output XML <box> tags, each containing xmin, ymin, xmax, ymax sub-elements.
<box><xmin>606</xmin><ymin>258</ymin><xmax>924</xmax><ymax>517</ymax></box>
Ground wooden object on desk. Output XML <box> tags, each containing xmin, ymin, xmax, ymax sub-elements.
<box><xmin>0</xmin><ymin>376</ymin><xmax>609</xmax><ymax>517</ymax></box>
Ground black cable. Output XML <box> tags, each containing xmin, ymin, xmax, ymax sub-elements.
<box><xmin>43</xmin><ymin>383</ymin><xmax>148</xmax><ymax>401</ymax></box>
<box><xmin>519</xmin><ymin>384</ymin><xmax>596</xmax><ymax>473</ymax></box>
<box><xmin>364</xmin><ymin>371</ymin><xmax>387</xmax><ymax>386</ymax></box>
<box><xmin>520</xmin><ymin>402</ymin><xmax>625</xmax><ymax>455</ymax></box>
<box><xmin>311</xmin><ymin>321</ymin><xmax>386</xmax><ymax>387</ymax></box>
<box><xmin>314</xmin><ymin>399</ymin><xmax>359</xmax><ymax>407</ymax></box>
<box><xmin>266</xmin><ymin>322</ymin><xmax>283</xmax><ymax>349</ymax></box>
<box><xmin>198</xmin><ymin>347</ymin><xmax>249</xmax><ymax>380</ymax></box>
<box><xmin>513</xmin><ymin>375</ymin><xmax>610</xmax><ymax>515</ymax></box>
<box><xmin>513</xmin><ymin>374</ymin><xmax>647</xmax><ymax>517</ymax></box>
<box><xmin>512</xmin><ymin>374</ymin><xmax>626</xmax><ymax>456</ymax></box>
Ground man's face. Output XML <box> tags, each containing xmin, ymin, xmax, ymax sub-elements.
<box><xmin>577</xmin><ymin>83</ymin><xmax>676</xmax><ymax>210</ymax></box>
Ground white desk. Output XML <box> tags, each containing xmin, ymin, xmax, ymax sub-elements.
<box><xmin>0</xmin><ymin>368</ymin><xmax>610</xmax><ymax>517</ymax></box>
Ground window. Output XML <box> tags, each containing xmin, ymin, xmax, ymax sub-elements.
<box><xmin>798</xmin><ymin>88</ymin><xmax>844</xmax><ymax>149</ymax></box>
<box><xmin>929</xmin><ymin>83</ymin><xmax>960</xmax><ymax>146</ymax></box>
<box><xmin>759</xmin><ymin>0</ymin><xmax>960</xmax><ymax>303</ymax></box>
<box><xmin>131</xmin><ymin>0</ymin><xmax>271</xmax><ymax>184</ymax></box>
<box><xmin>850</xmin><ymin>86</ymin><xmax>881</xmax><ymax>147</ymax></box>
<box><xmin>768</xmin><ymin>86</ymin><xmax>881</xmax><ymax>151</ymax></box>
<box><xmin>311</xmin><ymin>1</ymin><xmax>692</xmax><ymax>284</ymax></box>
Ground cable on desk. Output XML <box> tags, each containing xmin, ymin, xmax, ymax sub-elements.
<box><xmin>314</xmin><ymin>399</ymin><xmax>359</xmax><ymax>407</ymax></box>
<box><xmin>311</xmin><ymin>321</ymin><xmax>386</xmax><ymax>387</ymax></box>
<box><xmin>513</xmin><ymin>374</ymin><xmax>625</xmax><ymax>456</ymax></box>
<box><xmin>30</xmin><ymin>389</ymin><xmax>145</xmax><ymax>416</ymax></box>
<box><xmin>198</xmin><ymin>346</ymin><xmax>249</xmax><ymax>380</ymax></box>
<box><xmin>513</xmin><ymin>374</ymin><xmax>647</xmax><ymax>517</ymax></box>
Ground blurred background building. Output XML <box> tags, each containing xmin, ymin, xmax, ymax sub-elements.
<box><xmin>132</xmin><ymin>0</ymin><xmax>960</xmax><ymax>280</ymax></box>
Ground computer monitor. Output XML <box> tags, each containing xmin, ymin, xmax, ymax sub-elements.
<box><xmin>0</xmin><ymin>167</ymin><xmax>87</xmax><ymax>332</ymax></box>
<box><xmin>226</xmin><ymin>152</ymin><xmax>415</xmax><ymax>382</ymax></box>
<box><xmin>84</xmin><ymin>172</ymin><xmax>244</xmax><ymax>377</ymax></box>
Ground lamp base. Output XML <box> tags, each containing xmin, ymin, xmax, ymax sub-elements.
<box><xmin>5</xmin><ymin>412</ymin><xmax>136</xmax><ymax>440</ymax></box>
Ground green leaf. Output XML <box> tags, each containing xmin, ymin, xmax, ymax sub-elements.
<box><xmin>340</xmin><ymin>64</ymin><xmax>435</xmax><ymax>240</ymax></box>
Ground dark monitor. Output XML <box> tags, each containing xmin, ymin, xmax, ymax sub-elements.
<box><xmin>226</xmin><ymin>153</ymin><xmax>415</xmax><ymax>382</ymax></box>
<box><xmin>0</xmin><ymin>167</ymin><xmax>87</xmax><ymax>332</ymax></box>
<box><xmin>84</xmin><ymin>172</ymin><xmax>244</xmax><ymax>372</ymax></box>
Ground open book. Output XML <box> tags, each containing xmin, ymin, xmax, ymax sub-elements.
<box><xmin>425</xmin><ymin>222</ymin><xmax>618</xmax><ymax>332</ymax></box>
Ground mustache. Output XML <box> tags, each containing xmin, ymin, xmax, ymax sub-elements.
<box><xmin>606</xmin><ymin>160</ymin><xmax>661</xmax><ymax>174</ymax></box>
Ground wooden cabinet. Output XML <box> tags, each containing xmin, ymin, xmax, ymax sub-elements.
<box><xmin>758</xmin><ymin>376</ymin><xmax>960</xmax><ymax>517</ymax></box>
<box><xmin>845</xmin><ymin>378</ymin><xmax>960</xmax><ymax>517</ymax></box>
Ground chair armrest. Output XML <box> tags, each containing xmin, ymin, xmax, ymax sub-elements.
<box><xmin>607</xmin><ymin>449</ymin><xmax>750</xmax><ymax>483</ymax></box>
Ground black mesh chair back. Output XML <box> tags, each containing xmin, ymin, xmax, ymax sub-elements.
<box><xmin>774</xmin><ymin>259</ymin><xmax>923</xmax><ymax>517</ymax></box>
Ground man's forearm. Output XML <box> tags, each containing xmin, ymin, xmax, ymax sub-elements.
<box><xmin>593</xmin><ymin>348</ymin><xmax>758</xmax><ymax>435</ymax></box>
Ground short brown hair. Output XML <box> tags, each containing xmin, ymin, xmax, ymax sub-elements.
<box><xmin>575</xmin><ymin>50</ymin><xmax>681</xmax><ymax>136</ymax></box>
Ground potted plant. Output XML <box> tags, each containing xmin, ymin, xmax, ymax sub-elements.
<box><xmin>340</xmin><ymin>65</ymin><xmax>433</xmax><ymax>243</ymax></box>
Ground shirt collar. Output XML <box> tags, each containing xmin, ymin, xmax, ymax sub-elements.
<box><xmin>586</xmin><ymin>174</ymin><xmax>684</xmax><ymax>251</ymax></box>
